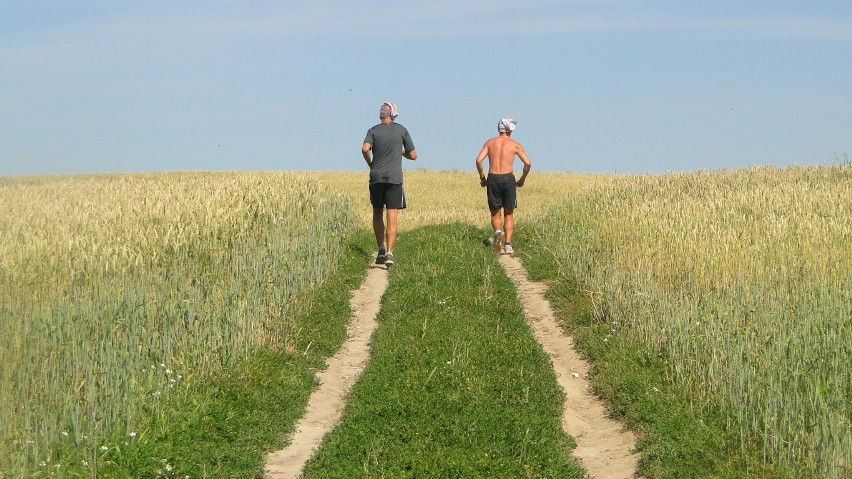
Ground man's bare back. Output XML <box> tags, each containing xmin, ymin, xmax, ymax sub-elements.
<box><xmin>481</xmin><ymin>136</ymin><xmax>526</xmax><ymax>173</ymax></box>
<box><xmin>476</xmin><ymin>133</ymin><xmax>531</xmax><ymax>186</ymax></box>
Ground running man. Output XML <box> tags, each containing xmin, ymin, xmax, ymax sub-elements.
<box><xmin>475</xmin><ymin>118</ymin><xmax>531</xmax><ymax>255</ymax></box>
<box><xmin>362</xmin><ymin>101</ymin><xmax>417</xmax><ymax>267</ymax></box>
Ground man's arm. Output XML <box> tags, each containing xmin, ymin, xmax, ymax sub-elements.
<box><xmin>516</xmin><ymin>145</ymin><xmax>531</xmax><ymax>187</ymax></box>
<box><xmin>362</xmin><ymin>142</ymin><xmax>372</xmax><ymax>167</ymax></box>
<box><xmin>475</xmin><ymin>144</ymin><xmax>489</xmax><ymax>187</ymax></box>
<box><xmin>402</xmin><ymin>130</ymin><xmax>417</xmax><ymax>160</ymax></box>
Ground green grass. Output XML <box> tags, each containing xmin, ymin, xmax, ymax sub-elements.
<box><xmin>300</xmin><ymin>224</ymin><xmax>586</xmax><ymax>478</ymax></box>
<box><xmin>100</xmin><ymin>231</ymin><xmax>375</xmax><ymax>478</ymax></box>
<box><xmin>517</xmin><ymin>227</ymin><xmax>800</xmax><ymax>479</ymax></box>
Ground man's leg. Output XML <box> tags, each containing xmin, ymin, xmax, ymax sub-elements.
<box><xmin>489</xmin><ymin>208</ymin><xmax>504</xmax><ymax>252</ymax></box>
<box><xmin>373</xmin><ymin>207</ymin><xmax>385</xmax><ymax>248</ymax></box>
<box><xmin>490</xmin><ymin>208</ymin><xmax>503</xmax><ymax>232</ymax></box>
<box><xmin>385</xmin><ymin>208</ymin><xmax>399</xmax><ymax>252</ymax></box>
<box><xmin>504</xmin><ymin>208</ymin><xmax>515</xmax><ymax>244</ymax></box>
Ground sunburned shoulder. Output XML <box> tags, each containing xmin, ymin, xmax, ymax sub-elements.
<box><xmin>494</xmin><ymin>136</ymin><xmax>521</xmax><ymax>148</ymax></box>
<box><xmin>488</xmin><ymin>136</ymin><xmax>513</xmax><ymax>144</ymax></box>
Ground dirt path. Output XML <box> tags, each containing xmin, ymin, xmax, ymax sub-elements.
<box><xmin>264</xmin><ymin>265</ymin><xmax>388</xmax><ymax>479</ymax></box>
<box><xmin>265</xmin><ymin>254</ymin><xmax>639</xmax><ymax>479</ymax></box>
<box><xmin>499</xmin><ymin>254</ymin><xmax>641</xmax><ymax>479</ymax></box>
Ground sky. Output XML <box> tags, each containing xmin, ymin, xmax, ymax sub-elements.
<box><xmin>2</xmin><ymin>1</ymin><xmax>851</xmax><ymax>176</ymax></box>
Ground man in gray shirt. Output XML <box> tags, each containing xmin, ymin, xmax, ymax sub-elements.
<box><xmin>361</xmin><ymin>101</ymin><xmax>417</xmax><ymax>267</ymax></box>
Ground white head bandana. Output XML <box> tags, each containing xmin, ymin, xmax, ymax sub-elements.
<box><xmin>498</xmin><ymin>118</ymin><xmax>517</xmax><ymax>133</ymax></box>
<box><xmin>380</xmin><ymin>102</ymin><xmax>399</xmax><ymax>120</ymax></box>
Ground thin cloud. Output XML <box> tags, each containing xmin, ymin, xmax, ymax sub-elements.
<box><xmin>6</xmin><ymin>3</ymin><xmax>850</xmax><ymax>48</ymax></box>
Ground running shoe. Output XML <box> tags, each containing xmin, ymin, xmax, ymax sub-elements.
<box><xmin>491</xmin><ymin>230</ymin><xmax>504</xmax><ymax>253</ymax></box>
<box><xmin>376</xmin><ymin>245</ymin><xmax>387</xmax><ymax>264</ymax></box>
<box><xmin>384</xmin><ymin>252</ymin><xmax>395</xmax><ymax>268</ymax></box>
<box><xmin>503</xmin><ymin>243</ymin><xmax>514</xmax><ymax>256</ymax></box>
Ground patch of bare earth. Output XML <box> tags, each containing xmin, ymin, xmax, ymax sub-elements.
<box><xmin>499</xmin><ymin>254</ymin><xmax>641</xmax><ymax>479</ymax></box>
<box><xmin>264</xmin><ymin>265</ymin><xmax>388</xmax><ymax>479</ymax></box>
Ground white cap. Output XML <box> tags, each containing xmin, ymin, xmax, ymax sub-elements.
<box><xmin>498</xmin><ymin>118</ymin><xmax>517</xmax><ymax>133</ymax></box>
<box><xmin>380</xmin><ymin>102</ymin><xmax>398</xmax><ymax>119</ymax></box>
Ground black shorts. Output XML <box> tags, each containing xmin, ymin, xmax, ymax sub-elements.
<box><xmin>369</xmin><ymin>182</ymin><xmax>407</xmax><ymax>210</ymax></box>
<box><xmin>486</xmin><ymin>173</ymin><xmax>517</xmax><ymax>211</ymax></box>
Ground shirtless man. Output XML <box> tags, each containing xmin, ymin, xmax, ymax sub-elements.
<box><xmin>475</xmin><ymin>118</ymin><xmax>531</xmax><ymax>255</ymax></box>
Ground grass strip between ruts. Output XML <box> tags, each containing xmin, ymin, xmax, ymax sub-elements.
<box><xmin>301</xmin><ymin>224</ymin><xmax>586</xmax><ymax>478</ymax></box>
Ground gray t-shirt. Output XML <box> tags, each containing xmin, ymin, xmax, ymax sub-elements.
<box><xmin>364</xmin><ymin>122</ymin><xmax>415</xmax><ymax>184</ymax></box>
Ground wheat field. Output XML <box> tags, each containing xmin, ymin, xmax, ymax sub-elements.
<box><xmin>0</xmin><ymin>172</ymin><xmax>353</xmax><ymax>475</ymax></box>
<box><xmin>305</xmin><ymin>169</ymin><xmax>606</xmax><ymax>230</ymax></box>
<box><xmin>1</xmin><ymin>166</ymin><xmax>848</xmax><ymax>477</ymax></box>
<box><xmin>530</xmin><ymin>165</ymin><xmax>851</xmax><ymax>477</ymax></box>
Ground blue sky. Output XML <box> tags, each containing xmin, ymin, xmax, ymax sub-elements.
<box><xmin>2</xmin><ymin>1</ymin><xmax>850</xmax><ymax>176</ymax></box>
